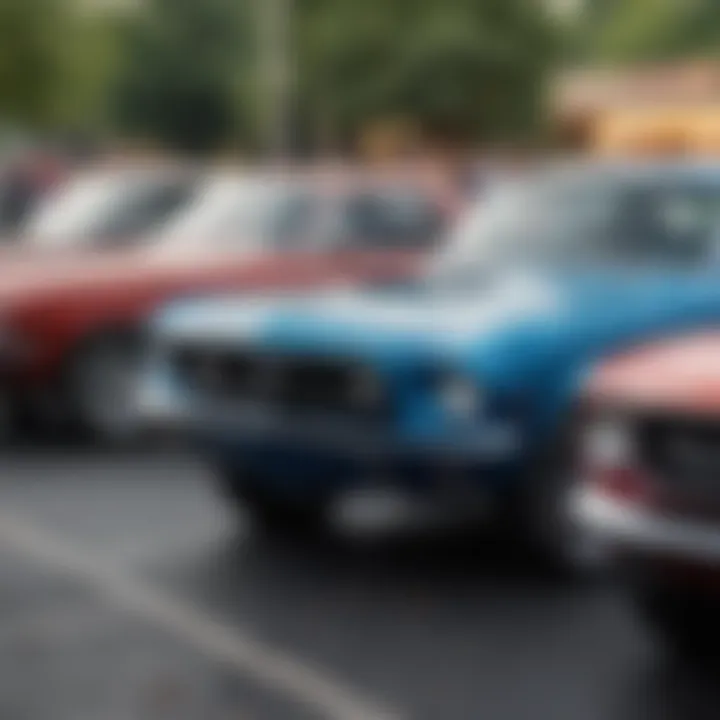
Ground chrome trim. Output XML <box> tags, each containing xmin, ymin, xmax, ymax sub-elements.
<box><xmin>137</xmin><ymin>382</ymin><xmax>521</xmax><ymax>461</ymax></box>
<box><xmin>573</xmin><ymin>486</ymin><xmax>720</xmax><ymax>562</ymax></box>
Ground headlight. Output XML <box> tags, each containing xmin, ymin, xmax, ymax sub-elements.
<box><xmin>583</xmin><ymin>416</ymin><xmax>635</xmax><ymax>466</ymax></box>
<box><xmin>437</xmin><ymin>373</ymin><xmax>483</xmax><ymax>420</ymax></box>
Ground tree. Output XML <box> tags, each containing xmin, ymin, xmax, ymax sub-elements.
<box><xmin>0</xmin><ymin>0</ymin><xmax>69</xmax><ymax>128</ymax></box>
<box><xmin>578</xmin><ymin>0</ymin><xmax>720</xmax><ymax>63</ymax></box>
<box><xmin>113</xmin><ymin>0</ymin><xmax>251</xmax><ymax>154</ymax></box>
<box><xmin>57</xmin><ymin>9</ymin><xmax>126</xmax><ymax>134</ymax></box>
<box><xmin>0</xmin><ymin>0</ymin><xmax>121</xmax><ymax>134</ymax></box>
<box><xmin>296</xmin><ymin>0</ymin><xmax>559</xmax><ymax>151</ymax></box>
<box><xmin>111</xmin><ymin>0</ymin><xmax>560</xmax><ymax>154</ymax></box>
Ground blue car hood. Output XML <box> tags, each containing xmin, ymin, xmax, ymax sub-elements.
<box><xmin>158</xmin><ymin>269</ymin><xmax>720</xmax><ymax>380</ymax></box>
<box><xmin>159</xmin><ymin>273</ymin><xmax>560</xmax><ymax>353</ymax></box>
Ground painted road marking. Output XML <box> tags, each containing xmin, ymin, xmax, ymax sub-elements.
<box><xmin>0</xmin><ymin>509</ymin><xmax>403</xmax><ymax>720</ymax></box>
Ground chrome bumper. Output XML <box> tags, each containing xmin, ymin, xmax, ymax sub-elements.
<box><xmin>135</xmin><ymin>379</ymin><xmax>521</xmax><ymax>462</ymax></box>
<box><xmin>574</xmin><ymin>487</ymin><xmax>720</xmax><ymax>563</ymax></box>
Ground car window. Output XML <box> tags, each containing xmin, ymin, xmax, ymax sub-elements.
<box><xmin>26</xmin><ymin>173</ymin><xmax>194</xmax><ymax>247</ymax></box>
<box><xmin>159</xmin><ymin>179</ymin><xmax>326</xmax><ymax>253</ymax></box>
<box><xmin>431</xmin><ymin>170</ymin><xmax>720</xmax><ymax>287</ymax></box>
<box><xmin>95</xmin><ymin>182</ymin><xmax>194</xmax><ymax>241</ymax></box>
<box><xmin>159</xmin><ymin>178</ymin><xmax>278</xmax><ymax>248</ymax></box>
<box><xmin>266</xmin><ymin>192</ymin><xmax>323</xmax><ymax>248</ymax></box>
<box><xmin>614</xmin><ymin>185</ymin><xmax>720</xmax><ymax>264</ymax></box>
<box><xmin>337</xmin><ymin>189</ymin><xmax>444</xmax><ymax>250</ymax></box>
<box><xmin>432</xmin><ymin>175</ymin><xmax>619</xmax><ymax>281</ymax></box>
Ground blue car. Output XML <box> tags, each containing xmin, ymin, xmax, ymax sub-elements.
<box><xmin>140</xmin><ymin>162</ymin><xmax>720</xmax><ymax>567</ymax></box>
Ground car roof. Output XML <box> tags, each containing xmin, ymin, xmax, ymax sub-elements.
<box><xmin>61</xmin><ymin>164</ymin><xmax>199</xmax><ymax>188</ymax></box>
<box><xmin>238</xmin><ymin>162</ymin><xmax>455</xmax><ymax>189</ymax></box>
<box><xmin>191</xmin><ymin>167</ymin><xmax>461</xmax><ymax>215</ymax></box>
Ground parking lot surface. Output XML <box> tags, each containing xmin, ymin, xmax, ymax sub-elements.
<box><xmin>0</xmin><ymin>450</ymin><xmax>718</xmax><ymax>720</ymax></box>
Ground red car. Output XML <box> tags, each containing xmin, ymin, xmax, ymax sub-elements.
<box><xmin>576</xmin><ymin>332</ymin><xmax>720</xmax><ymax>659</ymax></box>
<box><xmin>0</xmin><ymin>168</ymin><xmax>457</xmax><ymax>442</ymax></box>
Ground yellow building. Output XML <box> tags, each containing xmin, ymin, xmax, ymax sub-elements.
<box><xmin>554</xmin><ymin>61</ymin><xmax>720</xmax><ymax>156</ymax></box>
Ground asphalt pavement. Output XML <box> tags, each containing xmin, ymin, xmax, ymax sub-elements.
<box><xmin>0</xmin><ymin>448</ymin><xmax>718</xmax><ymax>720</ymax></box>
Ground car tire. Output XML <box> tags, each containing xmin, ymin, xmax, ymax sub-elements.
<box><xmin>506</xmin><ymin>425</ymin><xmax>609</xmax><ymax>580</ymax></box>
<box><xmin>632</xmin><ymin>583</ymin><xmax>720</xmax><ymax>663</ymax></box>
<box><xmin>0</xmin><ymin>391</ymin><xmax>35</xmax><ymax>446</ymax></box>
<box><xmin>66</xmin><ymin>329</ymin><xmax>144</xmax><ymax>446</ymax></box>
<box><xmin>215</xmin><ymin>468</ymin><xmax>331</xmax><ymax>536</ymax></box>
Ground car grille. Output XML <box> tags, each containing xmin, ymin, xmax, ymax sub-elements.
<box><xmin>637</xmin><ymin>416</ymin><xmax>720</xmax><ymax>510</ymax></box>
<box><xmin>168</xmin><ymin>345</ymin><xmax>390</xmax><ymax>421</ymax></box>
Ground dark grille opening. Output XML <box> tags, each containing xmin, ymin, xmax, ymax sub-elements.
<box><xmin>171</xmin><ymin>347</ymin><xmax>267</xmax><ymax>401</ymax></box>
<box><xmin>280</xmin><ymin>359</ymin><xmax>387</xmax><ymax>419</ymax></box>
<box><xmin>168</xmin><ymin>345</ymin><xmax>389</xmax><ymax>421</ymax></box>
<box><xmin>638</xmin><ymin>415</ymin><xmax>720</xmax><ymax>513</ymax></box>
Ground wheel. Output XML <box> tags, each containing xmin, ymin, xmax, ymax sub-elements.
<box><xmin>632</xmin><ymin>583</ymin><xmax>720</xmax><ymax>663</ymax></box>
<box><xmin>0</xmin><ymin>391</ymin><xmax>33</xmax><ymax>446</ymax></box>
<box><xmin>504</xmin><ymin>426</ymin><xmax>609</xmax><ymax>579</ymax></box>
<box><xmin>215</xmin><ymin>468</ymin><xmax>331</xmax><ymax>536</ymax></box>
<box><xmin>66</xmin><ymin>330</ymin><xmax>144</xmax><ymax>445</ymax></box>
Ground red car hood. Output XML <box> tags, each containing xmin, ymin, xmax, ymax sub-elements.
<box><xmin>0</xmin><ymin>244</ymin><xmax>422</xmax><ymax>306</ymax></box>
<box><xmin>587</xmin><ymin>332</ymin><xmax>720</xmax><ymax>415</ymax></box>
<box><xmin>0</xmin><ymin>246</ymin><xmax>174</xmax><ymax>298</ymax></box>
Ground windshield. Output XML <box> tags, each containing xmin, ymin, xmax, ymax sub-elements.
<box><xmin>334</xmin><ymin>188</ymin><xmax>444</xmax><ymax>250</ymax></box>
<box><xmin>430</xmin><ymin>170</ymin><xmax>720</xmax><ymax>286</ymax></box>
<box><xmin>159</xmin><ymin>177</ymin><xmax>277</xmax><ymax>247</ymax></box>
<box><xmin>157</xmin><ymin>176</ymin><xmax>329</xmax><ymax>252</ymax></box>
<box><xmin>25</xmin><ymin>172</ymin><xmax>192</xmax><ymax>248</ymax></box>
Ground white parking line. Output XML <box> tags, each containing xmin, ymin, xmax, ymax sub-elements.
<box><xmin>0</xmin><ymin>509</ymin><xmax>404</xmax><ymax>720</ymax></box>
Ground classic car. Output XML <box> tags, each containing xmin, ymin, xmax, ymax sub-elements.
<box><xmin>575</xmin><ymin>331</ymin><xmax>720</xmax><ymax>658</ymax></box>
<box><xmin>0</xmin><ymin>169</ymin><xmax>453</xmax><ymax>442</ymax></box>
<box><xmin>142</xmin><ymin>162</ymin><xmax>720</xmax><ymax>563</ymax></box>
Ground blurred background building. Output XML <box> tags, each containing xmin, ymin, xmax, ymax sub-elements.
<box><xmin>555</xmin><ymin>61</ymin><xmax>720</xmax><ymax>155</ymax></box>
<box><xmin>4</xmin><ymin>0</ymin><xmax>720</xmax><ymax>164</ymax></box>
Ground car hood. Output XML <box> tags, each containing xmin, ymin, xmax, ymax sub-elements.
<box><xmin>0</xmin><ymin>245</ymin><xmax>276</xmax><ymax>304</ymax></box>
<box><xmin>158</xmin><ymin>268</ymin><xmax>720</xmax><ymax>376</ymax></box>
<box><xmin>587</xmin><ymin>331</ymin><xmax>720</xmax><ymax>414</ymax></box>
<box><xmin>157</xmin><ymin>272</ymin><xmax>557</xmax><ymax>347</ymax></box>
<box><xmin>0</xmin><ymin>246</ymin><xmax>156</xmax><ymax>299</ymax></box>
<box><xmin>0</xmin><ymin>243</ymin><xmax>424</xmax><ymax>306</ymax></box>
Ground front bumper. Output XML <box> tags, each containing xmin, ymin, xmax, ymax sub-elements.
<box><xmin>137</xmin><ymin>375</ymin><xmax>523</xmax><ymax>492</ymax></box>
<box><xmin>574</xmin><ymin>486</ymin><xmax>720</xmax><ymax>563</ymax></box>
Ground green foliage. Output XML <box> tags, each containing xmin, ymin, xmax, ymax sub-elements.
<box><xmin>56</xmin><ymin>11</ymin><xmax>125</xmax><ymax>131</ymax></box>
<box><xmin>297</xmin><ymin>0</ymin><xmax>559</xmax><ymax>147</ymax></box>
<box><xmin>0</xmin><ymin>0</ymin><xmax>562</xmax><ymax>152</ymax></box>
<box><xmin>112</xmin><ymin>0</ymin><xmax>251</xmax><ymax>154</ymax></box>
<box><xmin>0</xmin><ymin>0</ymin><xmax>121</xmax><ymax>132</ymax></box>
<box><xmin>0</xmin><ymin>0</ymin><xmax>67</xmax><ymax>127</ymax></box>
<box><xmin>579</xmin><ymin>0</ymin><xmax>720</xmax><ymax>63</ymax></box>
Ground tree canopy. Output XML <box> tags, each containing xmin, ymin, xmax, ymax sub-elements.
<box><xmin>297</xmin><ymin>0</ymin><xmax>559</xmax><ymax>149</ymax></box>
<box><xmin>11</xmin><ymin>0</ymin><xmax>720</xmax><ymax>154</ymax></box>
<box><xmin>112</xmin><ymin>0</ymin><xmax>251</xmax><ymax>154</ymax></box>
<box><xmin>0</xmin><ymin>0</ymin><xmax>121</xmax><ymax>134</ymax></box>
<box><xmin>576</xmin><ymin>0</ymin><xmax>720</xmax><ymax>63</ymax></box>
<box><xmin>109</xmin><ymin>0</ymin><xmax>562</xmax><ymax>153</ymax></box>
